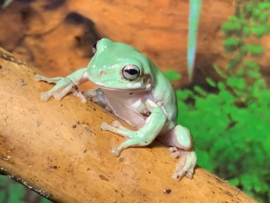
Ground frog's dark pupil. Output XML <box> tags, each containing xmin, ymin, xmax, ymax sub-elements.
<box><xmin>125</xmin><ymin>69</ymin><xmax>138</xmax><ymax>75</ymax></box>
<box><xmin>92</xmin><ymin>42</ymin><xmax>97</xmax><ymax>50</ymax></box>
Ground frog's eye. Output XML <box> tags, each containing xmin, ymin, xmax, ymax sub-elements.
<box><xmin>122</xmin><ymin>64</ymin><xmax>140</xmax><ymax>81</ymax></box>
<box><xmin>92</xmin><ymin>40</ymin><xmax>100</xmax><ymax>54</ymax></box>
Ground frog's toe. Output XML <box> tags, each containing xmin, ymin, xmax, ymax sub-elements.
<box><xmin>72</xmin><ymin>91</ymin><xmax>86</xmax><ymax>103</ymax></box>
<box><xmin>171</xmin><ymin>166</ymin><xmax>194</xmax><ymax>181</ymax></box>
<box><xmin>34</xmin><ymin>74</ymin><xmax>42</xmax><ymax>81</ymax></box>
<box><xmin>100</xmin><ymin>122</ymin><xmax>111</xmax><ymax>131</ymax></box>
<box><xmin>170</xmin><ymin>149</ymin><xmax>196</xmax><ymax>181</ymax></box>
<box><xmin>186</xmin><ymin>168</ymin><xmax>194</xmax><ymax>179</ymax></box>
<box><xmin>88</xmin><ymin>89</ymin><xmax>97</xmax><ymax>97</ymax></box>
<box><xmin>169</xmin><ymin>147</ymin><xmax>181</xmax><ymax>158</ymax></box>
<box><xmin>54</xmin><ymin>93</ymin><xmax>64</xmax><ymax>101</ymax></box>
<box><xmin>171</xmin><ymin>171</ymin><xmax>185</xmax><ymax>181</ymax></box>
<box><xmin>40</xmin><ymin>92</ymin><xmax>51</xmax><ymax>102</ymax></box>
<box><xmin>111</xmin><ymin>147</ymin><xmax>120</xmax><ymax>157</ymax></box>
<box><xmin>112</xmin><ymin>120</ymin><xmax>121</xmax><ymax>128</ymax></box>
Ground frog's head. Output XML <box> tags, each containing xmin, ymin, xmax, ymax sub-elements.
<box><xmin>87</xmin><ymin>38</ymin><xmax>154</xmax><ymax>92</ymax></box>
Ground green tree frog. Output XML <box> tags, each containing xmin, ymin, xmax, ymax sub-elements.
<box><xmin>34</xmin><ymin>38</ymin><xmax>197</xmax><ymax>181</ymax></box>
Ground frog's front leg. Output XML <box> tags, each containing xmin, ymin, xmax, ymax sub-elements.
<box><xmin>34</xmin><ymin>67</ymin><xmax>88</xmax><ymax>102</ymax></box>
<box><xmin>101</xmin><ymin>99</ymin><xmax>166</xmax><ymax>156</ymax></box>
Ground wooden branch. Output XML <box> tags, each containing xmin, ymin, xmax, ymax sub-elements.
<box><xmin>0</xmin><ymin>47</ymin><xmax>258</xmax><ymax>203</ymax></box>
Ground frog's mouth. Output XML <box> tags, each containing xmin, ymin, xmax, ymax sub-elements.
<box><xmin>94</xmin><ymin>81</ymin><xmax>151</xmax><ymax>92</ymax></box>
<box><xmin>92</xmin><ymin>73</ymin><xmax>153</xmax><ymax>92</ymax></box>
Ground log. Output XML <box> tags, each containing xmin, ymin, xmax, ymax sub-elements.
<box><xmin>0</xmin><ymin>48</ymin><xmax>258</xmax><ymax>203</ymax></box>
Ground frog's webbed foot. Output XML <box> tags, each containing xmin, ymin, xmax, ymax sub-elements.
<box><xmin>100</xmin><ymin>121</ymin><xmax>141</xmax><ymax>156</ymax></box>
<box><xmin>34</xmin><ymin>67</ymin><xmax>88</xmax><ymax>103</ymax></box>
<box><xmin>165</xmin><ymin>124</ymin><xmax>197</xmax><ymax>181</ymax></box>
<box><xmin>169</xmin><ymin>147</ymin><xmax>197</xmax><ymax>180</ymax></box>
<box><xmin>35</xmin><ymin>74</ymin><xmax>76</xmax><ymax>102</ymax></box>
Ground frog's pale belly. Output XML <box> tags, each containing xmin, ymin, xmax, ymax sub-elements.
<box><xmin>103</xmin><ymin>90</ymin><xmax>152</xmax><ymax>129</ymax></box>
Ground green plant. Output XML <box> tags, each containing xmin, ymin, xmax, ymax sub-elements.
<box><xmin>171</xmin><ymin>62</ymin><xmax>270</xmax><ymax>202</ymax></box>
<box><xmin>0</xmin><ymin>175</ymin><xmax>51</xmax><ymax>203</ymax></box>
<box><xmin>165</xmin><ymin>1</ymin><xmax>270</xmax><ymax>202</ymax></box>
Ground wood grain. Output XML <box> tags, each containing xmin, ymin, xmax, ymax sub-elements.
<box><xmin>0</xmin><ymin>48</ymin><xmax>258</xmax><ymax>203</ymax></box>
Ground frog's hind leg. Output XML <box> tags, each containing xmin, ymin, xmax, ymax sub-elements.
<box><xmin>158</xmin><ymin>125</ymin><xmax>197</xmax><ymax>181</ymax></box>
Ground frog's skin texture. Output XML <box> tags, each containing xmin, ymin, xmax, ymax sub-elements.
<box><xmin>34</xmin><ymin>38</ymin><xmax>197</xmax><ymax>181</ymax></box>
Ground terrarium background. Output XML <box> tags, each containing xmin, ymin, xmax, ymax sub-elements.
<box><xmin>0</xmin><ymin>0</ymin><xmax>269</xmax><ymax>202</ymax></box>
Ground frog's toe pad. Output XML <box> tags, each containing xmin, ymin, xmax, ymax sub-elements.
<box><xmin>34</xmin><ymin>75</ymin><xmax>42</xmax><ymax>81</ymax></box>
<box><xmin>72</xmin><ymin>91</ymin><xmax>86</xmax><ymax>103</ymax></box>
<box><xmin>40</xmin><ymin>92</ymin><xmax>51</xmax><ymax>102</ymax></box>
<box><xmin>169</xmin><ymin>147</ymin><xmax>181</xmax><ymax>158</ymax></box>
<box><xmin>111</xmin><ymin>147</ymin><xmax>120</xmax><ymax>157</ymax></box>
<box><xmin>100</xmin><ymin>122</ymin><xmax>111</xmax><ymax>131</ymax></box>
<box><xmin>171</xmin><ymin>171</ymin><xmax>185</xmax><ymax>181</ymax></box>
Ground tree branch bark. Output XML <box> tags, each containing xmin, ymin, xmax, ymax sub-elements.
<box><xmin>0</xmin><ymin>47</ymin><xmax>258</xmax><ymax>203</ymax></box>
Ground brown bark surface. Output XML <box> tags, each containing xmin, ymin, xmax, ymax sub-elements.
<box><xmin>0</xmin><ymin>48</ymin><xmax>258</xmax><ymax>202</ymax></box>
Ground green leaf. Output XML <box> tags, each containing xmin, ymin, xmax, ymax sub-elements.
<box><xmin>247</xmin><ymin>70</ymin><xmax>261</xmax><ymax>78</ymax></box>
<box><xmin>164</xmin><ymin>70</ymin><xmax>181</xmax><ymax>81</ymax></box>
<box><xmin>176</xmin><ymin>89</ymin><xmax>194</xmax><ymax>100</ymax></box>
<box><xmin>226</xmin><ymin>55</ymin><xmax>242</xmax><ymax>70</ymax></box>
<box><xmin>0</xmin><ymin>175</ymin><xmax>7</xmax><ymax>186</ymax></box>
<box><xmin>240</xmin><ymin>45</ymin><xmax>248</xmax><ymax>57</ymax></box>
<box><xmin>252</xmin><ymin>8</ymin><xmax>261</xmax><ymax>20</ymax></box>
<box><xmin>214</xmin><ymin>65</ymin><xmax>228</xmax><ymax>79</ymax></box>
<box><xmin>243</xmin><ymin>26</ymin><xmax>250</xmax><ymax>37</ymax></box>
<box><xmin>251</xmin><ymin>24</ymin><xmax>269</xmax><ymax>38</ymax></box>
<box><xmin>41</xmin><ymin>198</ymin><xmax>53</xmax><ymax>203</ymax></box>
<box><xmin>0</xmin><ymin>191</ymin><xmax>5</xmax><ymax>203</ymax></box>
<box><xmin>8</xmin><ymin>183</ymin><xmax>26</xmax><ymax>199</ymax></box>
<box><xmin>221</xmin><ymin>22</ymin><xmax>236</xmax><ymax>36</ymax></box>
<box><xmin>196</xmin><ymin>149</ymin><xmax>214</xmax><ymax>172</ymax></box>
<box><xmin>258</xmin><ymin>2</ymin><xmax>270</xmax><ymax>10</ymax></box>
<box><xmin>244</xmin><ymin>61</ymin><xmax>260</xmax><ymax>70</ymax></box>
<box><xmin>243</xmin><ymin>3</ymin><xmax>253</xmax><ymax>19</ymax></box>
<box><xmin>205</xmin><ymin>77</ymin><xmax>216</xmax><ymax>87</ymax></box>
<box><xmin>227</xmin><ymin>77</ymin><xmax>246</xmax><ymax>89</ymax></box>
<box><xmin>217</xmin><ymin>81</ymin><xmax>226</xmax><ymax>90</ymax></box>
<box><xmin>228</xmin><ymin>15</ymin><xmax>239</xmax><ymax>22</ymax></box>
<box><xmin>259</xmin><ymin>12</ymin><xmax>268</xmax><ymax>23</ymax></box>
<box><xmin>247</xmin><ymin>44</ymin><xmax>264</xmax><ymax>57</ymax></box>
<box><xmin>218</xmin><ymin>90</ymin><xmax>234</xmax><ymax>104</ymax></box>
<box><xmin>193</xmin><ymin>86</ymin><xmax>207</xmax><ymax>97</ymax></box>
<box><xmin>228</xmin><ymin>178</ymin><xmax>239</xmax><ymax>186</ymax></box>
<box><xmin>240</xmin><ymin>174</ymin><xmax>253</xmax><ymax>191</ymax></box>
<box><xmin>236</xmin><ymin>68</ymin><xmax>244</xmax><ymax>77</ymax></box>
<box><xmin>262</xmin><ymin>136</ymin><xmax>270</xmax><ymax>153</ymax></box>
<box><xmin>223</xmin><ymin>37</ymin><xmax>240</xmax><ymax>53</ymax></box>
